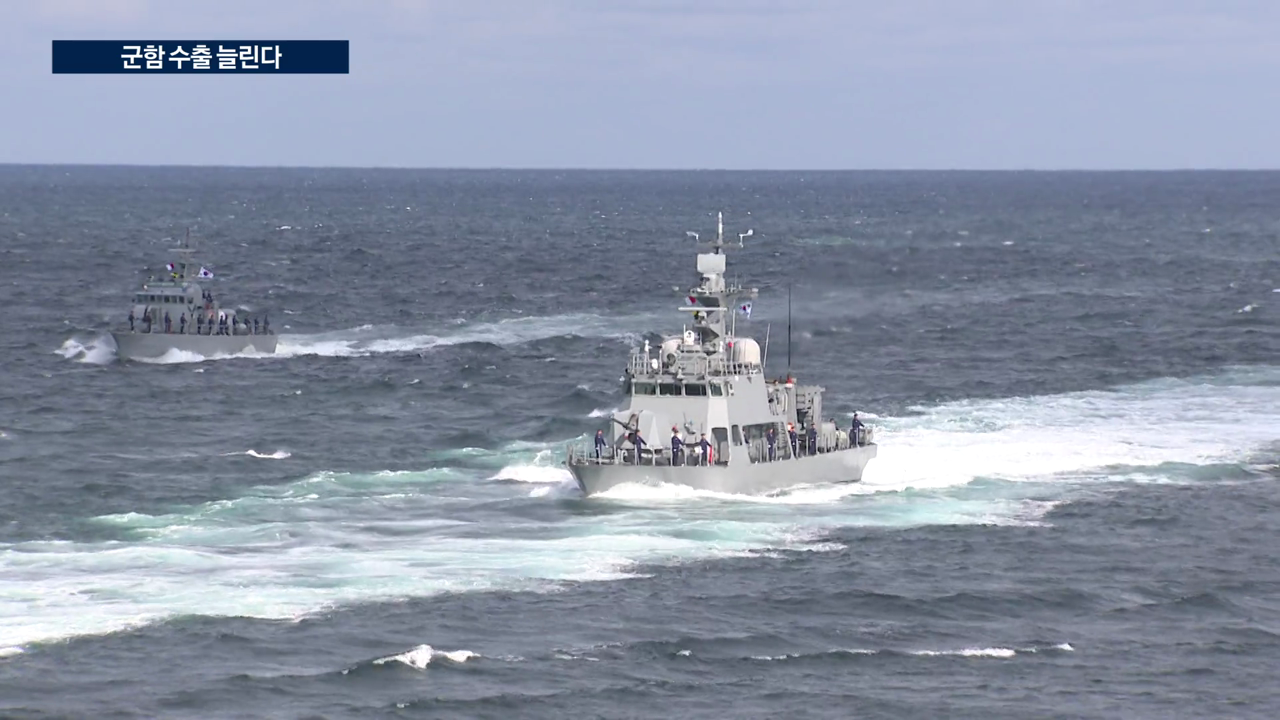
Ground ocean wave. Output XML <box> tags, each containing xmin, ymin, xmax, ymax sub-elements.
<box><xmin>371</xmin><ymin>644</ymin><xmax>479</xmax><ymax>670</ymax></box>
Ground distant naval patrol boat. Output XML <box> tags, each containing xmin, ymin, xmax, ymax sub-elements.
<box><xmin>110</xmin><ymin>234</ymin><xmax>277</xmax><ymax>361</ymax></box>
<box><xmin>566</xmin><ymin>213</ymin><xmax>876</xmax><ymax>496</ymax></box>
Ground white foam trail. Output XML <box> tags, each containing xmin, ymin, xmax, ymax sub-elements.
<box><xmin>911</xmin><ymin>647</ymin><xmax>1017</xmax><ymax>658</ymax></box>
<box><xmin>274</xmin><ymin>312</ymin><xmax>647</xmax><ymax>360</ymax></box>
<box><xmin>131</xmin><ymin>348</ymin><xmax>211</xmax><ymax>365</ymax></box>
<box><xmin>877</xmin><ymin>376</ymin><xmax>1276</xmax><ymax>487</ymax></box>
<box><xmin>373</xmin><ymin>644</ymin><xmax>477</xmax><ymax>669</ymax></box>
<box><xmin>3</xmin><ymin>368</ymin><xmax>1276</xmax><ymax>651</ymax></box>
<box><xmin>115</xmin><ymin>312</ymin><xmax>654</xmax><ymax>365</ymax></box>
<box><xmin>54</xmin><ymin>336</ymin><xmax>116</xmax><ymax>365</ymax></box>
<box><xmin>492</xmin><ymin>465</ymin><xmax>571</xmax><ymax>484</ymax></box>
<box><xmin>244</xmin><ymin>450</ymin><xmax>291</xmax><ymax>460</ymax></box>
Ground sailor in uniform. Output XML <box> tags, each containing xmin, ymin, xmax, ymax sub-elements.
<box><xmin>851</xmin><ymin>413</ymin><xmax>865</xmax><ymax>447</ymax></box>
<box><xmin>698</xmin><ymin>432</ymin><xmax>712</xmax><ymax>466</ymax></box>
<box><xmin>127</xmin><ymin>309</ymin><xmax>134</xmax><ymax>332</ymax></box>
<box><xmin>594</xmin><ymin>429</ymin><xmax>607</xmax><ymax>459</ymax></box>
<box><xmin>766</xmin><ymin>426</ymin><xmax>777</xmax><ymax>461</ymax></box>
<box><xmin>670</xmin><ymin>427</ymin><xmax>685</xmax><ymax>466</ymax></box>
<box><xmin>631</xmin><ymin>430</ymin><xmax>647</xmax><ymax>465</ymax></box>
<box><xmin>807</xmin><ymin>424</ymin><xmax>818</xmax><ymax>455</ymax></box>
<box><xmin>788</xmin><ymin>423</ymin><xmax>798</xmax><ymax>459</ymax></box>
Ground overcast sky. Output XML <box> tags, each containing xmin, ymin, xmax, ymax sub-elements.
<box><xmin>3</xmin><ymin>0</ymin><xmax>1278</xmax><ymax>169</ymax></box>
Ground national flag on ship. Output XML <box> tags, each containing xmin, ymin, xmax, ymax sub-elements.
<box><xmin>737</xmin><ymin>301</ymin><xmax>752</xmax><ymax>318</ymax></box>
<box><xmin>166</xmin><ymin>262</ymin><xmax>175</xmax><ymax>271</ymax></box>
<box><xmin>198</xmin><ymin>267</ymin><xmax>214</xmax><ymax>279</ymax></box>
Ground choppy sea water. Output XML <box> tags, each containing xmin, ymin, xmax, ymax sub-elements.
<box><xmin>0</xmin><ymin>167</ymin><xmax>1278</xmax><ymax>718</ymax></box>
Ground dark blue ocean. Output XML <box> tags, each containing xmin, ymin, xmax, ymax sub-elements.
<box><xmin>1</xmin><ymin>167</ymin><xmax>1278</xmax><ymax>719</ymax></box>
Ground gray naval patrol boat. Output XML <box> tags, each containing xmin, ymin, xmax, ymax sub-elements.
<box><xmin>566</xmin><ymin>213</ymin><xmax>876</xmax><ymax>496</ymax></box>
<box><xmin>110</xmin><ymin>235</ymin><xmax>277</xmax><ymax>361</ymax></box>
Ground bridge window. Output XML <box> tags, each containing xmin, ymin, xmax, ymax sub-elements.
<box><xmin>658</xmin><ymin>383</ymin><xmax>681</xmax><ymax>396</ymax></box>
<box><xmin>633</xmin><ymin>382</ymin><xmax>656</xmax><ymax>396</ymax></box>
<box><xmin>709</xmin><ymin>383</ymin><xmax>724</xmax><ymax>397</ymax></box>
<box><xmin>684</xmin><ymin>384</ymin><xmax>707</xmax><ymax>396</ymax></box>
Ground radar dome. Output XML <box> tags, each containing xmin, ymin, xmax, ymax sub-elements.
<box><xmin>730</xmin><ymin>337</ymin><xmax>762</xmax><ymax>366</ymax></box>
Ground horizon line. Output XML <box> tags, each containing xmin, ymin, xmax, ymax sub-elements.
<box><xmin>1</xmin><ymin>162</ymin><xmax>1277</xmax><ymax>173</ymax></box>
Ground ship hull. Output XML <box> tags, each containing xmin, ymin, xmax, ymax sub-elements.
<box><xmin>110</xmin><ymin>332</ymin><xmax>277</xmax><ymax>360</ymax></box>
<box><xmin>569</xmin><ymin>444</ymin><xmax>877</xmax><ymax>496</ymax></box>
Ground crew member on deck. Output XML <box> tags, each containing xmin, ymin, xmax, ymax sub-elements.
<box><xmin>698</xmin><ymin>433</ymin><xmax>712</xmax><ymax>466</ymax></box>
<box><xmin>788</xmin><ymin>423</ymin><xmax>798</xmax><ymax>459</ymax></box>
<box><xmin>766</xmin><ymin>426</ymin><xmax>777</xmax><ymax>461</ymax></box>
<box><xmin>163</xmin><ymin>311</ymin><xmax>172</xmax><ymax>334</ymax></box>
<box><xmin>851</xmin><ymin>413</ymin><xmax>865</xmax><ymax>447</ymax></box>
<box><xmin>631</xmin><ymin>430</ymin><xmax>647</xmax><ymax>465</ymax></box>
<box><xmin>127</xmin><ymin>309</ymin><xmax>134</xmax><ymax>332</ymax></box>
<box><xmin>179</xmin><ymin>313</ymin><xmax>187</xmax><ymax>334</ymax></box>
<box><xmin>807</xmin><ymin>424</ymin><xmax>818</xmax><ymax>455</ymax></box>
<box><xmin>594</xmin><ymin>429</ymin><xmax>606</xmax><ymax>459</ymax></box>
<box><xmin>670</xmin><ymin>427</ymin><xmax>685</xmax><ymax>466</ymax></box>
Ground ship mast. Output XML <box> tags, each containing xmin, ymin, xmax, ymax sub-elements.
<box><xmin>681</xmin><ymin>212</ymin><xmax>756</xmax><ymax>362</ymax></box>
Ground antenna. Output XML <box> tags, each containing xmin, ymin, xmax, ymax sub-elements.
<box><xmin>786</xmin><ymin>282</ymin><xmax>792</xmax><ymax>377</ymax></box>
<box><xmin>717</xmin><ymin>211</ymin><xmax>724</xmax><ymax>244</ymax></box>
<box><xmin>738</xmin><ymin>228</ymin><xmax>753</xmax><ymax>247</ymax></box>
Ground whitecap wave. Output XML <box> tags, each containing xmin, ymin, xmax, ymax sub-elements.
<box><xmin>911</xmin><ymin>647</ymin><xmax>1017</xmax><ymax>658</ymax></box>
<box><xmin>244</xmin><ymin>449</ymin><xmax>291</xmax><ymax>460</ymax></box>
<box><xmin>492</xmin><ymin>464</ymin><xmax>571</xmax><ymax>484</ymax></box>
<box><xmin>54</xmin><ymin>335</ymin><xmax>116</xmax><ymax>365</ymax></box>
<box><xmin>373</xmin><ymin>644</ymin><xmax>478</xmax><ymax>670</ymax></box>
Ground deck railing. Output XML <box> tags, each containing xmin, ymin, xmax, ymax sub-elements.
<box><xmin>628</xmin><ymin>352</ymin><xmax>764</xmax><ymax>379</ymax></box>
<box><xmin>566</xmin><ymin>426</ymin><xmax>874</xmax><ymax>468</ymax></box>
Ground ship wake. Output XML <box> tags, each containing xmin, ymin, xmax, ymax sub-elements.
<box><xmin>1</xmin><ymin>366</ymin><xmax>1276</xmax><ymax>654</ymax></box>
